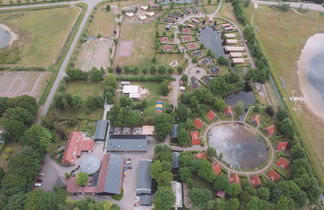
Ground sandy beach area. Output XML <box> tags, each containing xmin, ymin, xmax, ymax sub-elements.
<box><xmin>0</xmin><ymin>23</ymin><xmax>18</xmax><ymax>46</ymax></box>
<box><xmin>297</xmin><ymin>33</ymin><xmax>324</xmax><ymax>120</ymax></box>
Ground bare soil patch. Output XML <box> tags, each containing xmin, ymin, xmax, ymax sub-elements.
<box><xmin>116</xmin><ymin>40</ymin><xmax>133</xmax><ymax>58</ymax></box>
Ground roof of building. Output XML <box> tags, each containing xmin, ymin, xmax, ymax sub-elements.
<box><xmin>172</xmin><ymin>152</ymin><xmax>180</xmax><ymax>169</ymax></box>
<box><xmin>172</xmin><ymin>124</ymin><xmax>179</xmax><ymax>139</ymax></box>
<box><xmin>250</xmin><ymin>175</ymin><xmax>261</xmax><ymax>188</ymax></box>
<box><xmin>276</xmin><ymin>157</ymin><xmax>290</xmax><ymax>169</ymax></box>
<box><xmin>252</xmin><ymin>114</ymin><xmax>261</xmax><ymax>125</ymax></box>
<box><xmin>225</xmin><ymin>33</ymin><xmax>236</xmax><ymax>38</ymax></box>
<box><xmin>94</xmin><ymin>120</ymin><xmax>109</xmax><ymax>141</ymax></box>
<box><xmin>80</xmin><ymin>154</ymin><xmax>101</xmax><ymax>174</ymax></box>
<box><xmin>171</xmin><ymin>181</ymin><xmax>183</xmax><ymax>208</ymax></box>
<box><xmin>267</xmin><ymin>170</ymin><xmax>281</xmax><ymax>182</ymax></box>
<box><xmin>136</xmin><ymin>160</ymin><xmax>152</xmax><ymax>195</ymax></box>
<box><xmin>212</xmin><ymin>163</ymin><xmax>222</xmax><ymax>175</ymax></box>
<box><xmin>229</xmin><ymin>173</ymin><xmax>240</xmax><ymax>184</ymax></box>
<box><xmin>61</xmin><ymin>132</ymin><xmax>94</xmax><ymax>165</ymax></box>
<box><xmin>142</xmin><ymin>125</ymin><xmax>155</xmax><ymax>135</ymax></box>
<box><xmin>226</xmin><ymin>39</ymin><xmax>238</xmax><ymax>44</ymax></box>
<box><xmin>190</xmin><ymin>131</ymin><xmax>201</xmax><ymax>145</ymax></box>
<box><xmin>265</xmin><ymin>125</ymin><xmax>275</xmax><ymax>135</ymax></box>
<box><xmin>224</xmin><ymin>46</ymin><xmax>245</xmax><ymax>52</ymax></box>
<box><xmin>195</xmin><ymin>152</ymin><xmax>207</xmax><ymax>159</ymax></box>
<box><xmin>216</xmin><ymin>190</ymin><xmax>225</xmax><ymax>198</ymax></box>
<box><xmin>232</xmin><ymin>58</ymin><xmax>245</xmax><ymax>64</ymax></box>
<box><xmin>106</xmin><ymin>135</ymin><xmax>148</xmax><ymax>152</ymax></box>
<box><xmin>194</xmin><ymin>118</ymin><xmax>204</xmax><ymax>129</ymax></box>
<box><xmin>123</xmin><ymin>85</ymin><xmax>139</xmax><ymax>94</ymax></box>
<box><xmin>66</xmin><ymin>177</ymin><xmax>97</xmax><ymax>194</ymax></box>
<box><xmin>277</xmin><ymin>142</ymin><xmax>288</xmax><ymax>151</ymax></box>
<box><xmin>206</xmin><ymin>110</ymin><xmax>216</xmax><ymax>121</ymax></box>
<box><xmin>229</xmin><ymin>52</ymin><xmax>242</xmax><ymax>58</ymax></box>
<box><xmin>139</xmin><ymin>194</ymin><xmax>152</xmax><ymax>206</ymax></box>
<box><xmin>224</xmin><ymin>106</ymin><xmax>233</xmax><ymax>116</ymax></box>
<box><xmin>96</xmin><ymin>154</ymin><xmax>124</xmax><ymax>194</ymax></box>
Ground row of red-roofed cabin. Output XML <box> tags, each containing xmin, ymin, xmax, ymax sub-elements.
<box><xmin>190</xmin><ymin>131</ymin><xmax>201</xmax><ymax>145</ymax></box>
<box><xmin>224</xmin><ymin>106</ymin><xmax>233</xmax><ymax>117</ymax></box>
<box><xmin>251</xmin><ymin>114</ymin><xmax>261</xmax><ymax>126</ymax></box>
<box><xmin>206</xmin><ymin>110</ymin><xmax>216</xmax><ymax>121</ymax></box>
<box><xmin>264</xmin><ymin>125</ymin><xmax>275</xmax><ymax>136</ymax></box>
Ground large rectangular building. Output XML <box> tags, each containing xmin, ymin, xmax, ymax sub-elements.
<box><xmin>136</xmin><ymin>159</ymin><xmax>152</xmax><ymax>195</ymax></box>
<box><xmin>94</xmin><ymin>120</ymin><xmax>109</xmax><ymax>141</ymax></box>
<box><xmin>106</xmin><ymin>135</ymin><xmax>148</xmax><ymax>152</ymax></box>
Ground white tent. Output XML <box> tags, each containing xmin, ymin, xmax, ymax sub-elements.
<box><xmin>224</xmin><ymin>46</ymin><xmax>245</xmax><ymax>52</ymax></box>
<box><xmin>232</xmin><ymin>58</ymin><xmax>245</xmax><ymax>64</ymax></box>
<box><xmin>146</xmin><ymin>11</ymin><xmax>155</xmax><ymax>17</ymax></box>
<box><xmin>226</xmin><ymin>39</ymin><xmax>238</xmax><ymax>44</ymax></box>
<box><xmin>138</xmin><ymin>15</ymin><xmax>147</xmax><ymax>21</ymax></box>
<box><xmin>126</xmin><ymin>12</ymin><xmax>134</xmax><ymax>17</ymax></box>
<box><xmin>123</xmin><ymin>85</ymin><xmax>139</xmax><ymax>94</ymax></box>
<box><xmin>225</xmin><ymin>33</ymin><xmax>236</xmax><ymax>38</ymax></box>
<box><xmin>229</xmin><ymin>52</ymin><xmax>243</xmax><ymax>58</ymax></box>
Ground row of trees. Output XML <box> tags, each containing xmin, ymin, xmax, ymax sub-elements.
<box><xmin>66</xmin><ymin>68</ymin><xmax>104</xmax><ymax>81</ymax></box>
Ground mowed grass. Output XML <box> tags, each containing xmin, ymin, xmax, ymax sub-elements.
<box><xmin>155</xmin><ymin>53</ymin><xmax>186</xmax><ymax>67</ymax></box>
<box><xmin>114</xmin><ymin>21</ymin><xmax>156</xmax><ymax>67</ymax></box>
<box><xmin>0</xmin><ymin>6</ymin><xmax>81</xmax><ymax>68</ymax></box>
<box><xmin>88</xmin><ymin>3</ymin><xmax>118</xmax><ymax>37</ymax></box>
<box><xmin>246</xmin><ymin>5</ymin><xmax>324</xmax><ymax>184</ymax></box>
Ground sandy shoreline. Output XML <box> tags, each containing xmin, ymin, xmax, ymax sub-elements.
<box><xmin>297</xmin><ymin>33</ymin><xmax>324</xmax><ymax>120</ymax></box>
<box><xmin>0</xmin><ymin>23</ymin><xmax>18</xmax><ymax>47</ymax></box>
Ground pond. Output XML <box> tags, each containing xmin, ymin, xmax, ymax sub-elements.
<box><xmin>199</xmin><ymin>27</ymin><xmax>225</xmax><ymax>58</ymax></box>
<box><xmin>298</xmin><ymin>33</ymin><xmax>324</xmax><ymax>118</ymax></box>
<box><xmin>0</xmin><ymin>25</ymin><xmax>13</xmax><ymax>50</ymax></box>
<box><xmin>207</xmin><ymin>123</ymin><xmax>269</xmax><ymax>170</ymax></box>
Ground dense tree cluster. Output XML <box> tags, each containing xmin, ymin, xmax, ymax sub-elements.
<box><xmin>66</xmin><ymin>67</ymin><xmax>104</xmax><ymax>81</ymax></box>
<box><xmin>153</xmin><ymin>114</ymin><xmax>174</xmax><ymax>142</ymax></box>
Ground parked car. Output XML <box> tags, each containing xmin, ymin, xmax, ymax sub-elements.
<box><xmin>36</xmin><ymin>179</ymin><xmax>42</xmax><ymax>183</ymax></box>
<box><xmin>34</xmin><ymin>183</ymin><xmax>42</xmax><ymax>187</ymax></box>
<box><xmin>126</xmin><ymin>158</ymin><xmax>132</xmax><ymax>164</ymax></box>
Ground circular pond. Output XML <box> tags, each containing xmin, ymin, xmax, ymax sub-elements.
<box><xmin>207</xmin><ymin>123</ymin><xmax>269</xmax><ymax>170</ymax></box>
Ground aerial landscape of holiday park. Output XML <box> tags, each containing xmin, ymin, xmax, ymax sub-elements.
<box><xmin>0</xmin><ymin>0</ymin><xmax>323</xmax><ymax>209</ymax></box>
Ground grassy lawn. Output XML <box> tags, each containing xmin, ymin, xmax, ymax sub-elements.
<box><xmin>218</xmin><ymin>2</ymin><xmax>242</xmax><ymax>29</ymax></box>
<box><xmin>155</xmin><ymin>53</ymin><xmax>186</xmax><ymax>67</ymax></box>
<box><xmin>114</xmin><ymin>21</ymin><xmax>156</xmax><ymax>67</ymax></box>
<box><xmin>0</xmin><ymin>6</ymin><xmax>81</xmax><ymax>68</ymax></box>
<box><xmin>88</xmin><ymin>3</ymin><xmax>118</xmax><ymax>37</ymax></box>
<box><xmin>245</xmin><ymin>5</ymin><xmax>324</xmax><ymax>184</ymax></box>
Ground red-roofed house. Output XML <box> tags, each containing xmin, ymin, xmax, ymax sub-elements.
<box><xmin>264</xmin><ymin>125</ymin><xmax>275</xmax><ymax>136</ymax></box>
<box><xmin>61</xmin><ymin>131</ymin><xmax>94</xmax><ymax>166</ymax></box>
<box><xmin>182</xmin><ymin>28</ymin><xmax>191</xmax><ymax>34</ymax></box>
<box><xmin>195</xmin><ymin>152</ymin><xmax>207</xmax><ymax>159</ymax></box>
<box><xmin>194</xmin><ymin>118</ymin><xmax>204</xmax><ymax>129</ymax></box>
<box><xmin>276</xmin><ymin>157</ymin><xmax>290</xmax><ymax>169</ymax></box>
<box><xmin>277</xmin><ymin>142</ymin><xmax>288</xmax><ymax>151</ymax></box>
<box><xmin>251</xmin><ymin>114</ymin><xmax>261</xmax><ymax>126</ymax></box>
<box><xmin>249</xmin><ymin>175</ymin><xmax>261</xmax><ymax>188</ymax></box>
<box><xmin>224</xmin><ymin>106</ymin><xmax>233</xmax><ymax>117</ymax></box>
<box><xmin>160</xmin><ymin>37</ymin><xmax>169</xmax><ymax>44</ymax></box>
<box><xmin>162</xmin><ymin>45</ymin><xmax>173</xmax><ymax>52</ymax></box>
<box><xmin>212</xmin><ymin>163</ymin><xmax>222</xmax><ymax>175</ymax></box>
<box><xmin>190</xmin><ymin>131</ymin><xmax>201</xmax><ymax>145</ymax></box>
<box><xmin>206</xmin><ymin>110</ymin><xmax>216</xmax><ymax>121</ymax></box>
<box><xmin>66</xmin><ymin>177</ymin><xmax>97</xmax><ymax>194</ymax></box>
<box><xmin>229</xmin><ymin>173</ymin><xmax>240</xmax><ymax>184</ymax></box>
<box><xmin>267</xmin><ymin>170</ymin><xmax>281</xmax><ymax>182</ymax></box>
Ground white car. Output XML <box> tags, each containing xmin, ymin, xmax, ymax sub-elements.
<box><xmin>34</xmin><ymin>183</ymin><xmax>42</xmax><ymax>187</ymax></box>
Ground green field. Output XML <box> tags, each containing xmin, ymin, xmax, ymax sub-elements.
<box><xmin>244</xmin><ymin>5</ymin><xmax>324</xmax><ymax>184</ymax></box>
<box><xmin>88</xmin><ymin>3</ymin><xmax>118</xmax><ymax>37</ymax></box>
<box><xmin>114</xmin><ymin>21</ymin><xmax>156</xmax><ymax>67</ymax></box>
<box><xmin>0</xmin><ymin>6</ymin><xmax>81</xmax><ymax>68</ymax></box>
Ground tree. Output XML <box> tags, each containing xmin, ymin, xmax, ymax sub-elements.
<box><xmin>291</xmin><ymin>145</ymin><xmax>305</xmax><ymax>159</ymax></box>
<box><xmin>189</xmin><ymin>188</ymin><xmax>213</xmax><ymax>208</ymax></box>
<box><xmin>234</xmin><ymin>100</ymin><xmax>244</xmax><ymax>117</ymax></box>
<box><xmin>1</xmin><ymin>174</ymin><xmax>27</xmax><ymax>196</ymax></box>
<box><xmin>256</xmin><ymin>187</ymin><xmax>270</xmax><ymax>200</ymax></box>
<box><xmin>210</xmin><ymin>76</ymin><xmax>231</xmax><ymax>96</ymax></box>
<box><xmin>275</xmin><ymin>196</ymin><xmax>295</xmax><ymax>210</ymax></box>
<box><xmin>181</xmin><ymin>74</ymin><xmax>188</xmax><ymax>84</ymax></box>
<box><xmin>154</xmin><ymin>114</ymin><xmax>174</xmax><ymax>142</ymax></box>
<box><xmin>154</xmin><ymin>145</ymin><xmax>173</xmax><ymax>162</ymax></box>
<box><xmin>265</xmin><ymin>105</ymin><xmax>274</xmax><ymax>117</ymax></box>
<box><xmin>151</xmin><ymin>160</ymin><xmax>173</xmax><ymax>186</ymax></box>
<box><xmin>225</xmin><ymin>198</ymin><xmax>240</xmax><ymax>210</ymax></box>
<box><xmin>179</xmin><ymin>167</ymin><xmax>191</xmax><ymax>182</ymax></box>
<box><xmin>225</xmin><ymin>183</ymin><xmax>242</xmax><ymax>197</ymax></box>
<box><xmin>207</xmin><ymin>147</ymin><xmax>217</xmax><ymax>159</ymax></box>
<box><xmin>13</xmin><ymin>95</ymin><xmax>38</xmax><ymax>116</ymax></box>
<box><xmin>153</xmin><ymin>186</ymin><xmax>175</xmax><ymax>210</ymax></box>
<box><xmin>160</xmin><ymin>80</ymin><xmax>170</xmax><ymax>96</ymax></box>
<box><xmin>21</xmin><ymin>125</ymin><xmax>52</xmax><ymax>154</ymax></box>
<box><xmin>217</xmin><ymin>56</ymin><xmax>229</xmax><ymax>65</ymax></box>
<box><xmin>0</xmin><ymin>119</ymin><xmax>26</xmax><ymax>141</ymax></box>
<box><xmin>276</xmin><ymin>108</ymin><xmax>288</xmax><ymax>121</ymax></box>
<box><xmin>192</xmin><ymin>57</ymin><xmax>198</xmax><ymax>63</ymax></box>
<box><xmin>104</xmin><ymin>74</ymin><xmax>117</xmax><ymax>88</ymax></box>
<box><xmin>177</xmin><ymin>128</ymin><xmax>189</xmax><ymax>147</ymax></box>
<box><xmin>89</xmin><ymin>68</ymin><xmax>104</xmax><ymax>81</ymax></box>
<box><xmin>4</xmin><ymin>193</ymin><xmax>25</xmax><ymax>210</ymax></box>
<box><xmin>214</xmin><ymin>98</ymin><xmax>226</xmax><ymax>112</ymax></box>
<box><xmin>3</xmin><ymin>107</ymin><xmax>35</xmax><ymax>126</ymax></box>
<box><xmin>277</xmin><ymin>118</ymin><xmax>295</xmax><ymax>138</ymax></box>
<box><xmin>66</xmin><ymin>69</ymin><xmax>89</xmax><ymax>81</ymax></box>
<box><xmin>105</xmin><ymin>4</ymin><xmax>111</xmax><ymax>11</ymax></box>
<box><xmin>213</xmin><ymin>175</ymin><xmax>228</xmax><ymax>191</ymax></box>
<box><xmin>85</xmin><ymin>96</ymin><xmax>103</xmax><ymax>109</ymax></box>
<box><xmin>176</xmin><ymin>66</ymin><xmax>184</xmax><ymax>74</ymax></box>
<box><xmin>54</xmin><ymin>93</ymin><xmax>83</xmax><ymax>110</ymax></box>
<box><xmin>76</xmin><ymin>172</ymin><xmax>89</xmax><ymax>187</ymax></box>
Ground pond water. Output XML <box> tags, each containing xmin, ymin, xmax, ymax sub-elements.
<box><xmin>208</xmin><ymin>123</ymin><xmax>269</xmax><ymax>170</ymax></box>
<box><xmin>298</xmin><ymin>34</ymin><xmax>324</xmax><ymax>118</ymax></box>
<box><xmin>199</xmin><ymin>27</ymin><xmax>225</xmax><ymax>58</ymax></box>
<box><xmin>0</xmin><ymin>25</ymin><xmax>12</xmax><ymax>50</ymax></box>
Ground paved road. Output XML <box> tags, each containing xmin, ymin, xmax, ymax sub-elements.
<box><xmin>253</xmin><ymin>0</ymin><xmax>324</xmax><ymax>12</ymax></box>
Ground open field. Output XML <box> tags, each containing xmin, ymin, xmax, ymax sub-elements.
<box><xmin>114</xmin><ymin>21</ymin><xmax>156</xmax><ymax>67</ymax></box>
<box><xmin>245</xmin><ymin>5</ymin><xmax>324</xmax><ymax>184</ymax></box>
<box><xmin>155</xmin><ymin>53</ymin><xmax>186</xmax><ymax>67</ymax></box>
<box><xmin>88</xmin><ymin>3</ymin><xmax>118</xmax><ymax>37</ymax></box>
<box><xmin>0</xmin><ymin>71</ymin><xmax>51</xmax><ymax>101</ymax></box>
<box><xmin>218</xmin><ymin>2</ymin><xmax>242</xmax><ymax>28</ymax></box>
<box><xmin>0</xmin><ymin>6</ymin><xmax>81</xmax><ymax>68</ymax></box>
